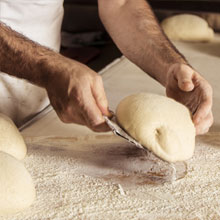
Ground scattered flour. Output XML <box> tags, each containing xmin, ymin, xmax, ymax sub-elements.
<box><xmin>1</xmin><ymin>133</ymin><xmax>220</xmax><ymax>220</ymax></box>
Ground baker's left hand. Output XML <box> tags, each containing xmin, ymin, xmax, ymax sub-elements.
<box><xmin>166</xmin><ymin>63</ymin><xmax>213</xmax><ymax>135</ymax></box>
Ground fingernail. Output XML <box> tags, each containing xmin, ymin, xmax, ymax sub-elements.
<box><xmin>107</xmin><ymin>109</ymin><xmax>114</xmax><ymax>118</ymax></box>
<box><xmin>102</xmin><ymin>108</ymin><xmax>113</xmax><ymax>118</ymax></box>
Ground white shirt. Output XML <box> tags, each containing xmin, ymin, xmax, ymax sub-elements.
<box><xmin>0</xmin><ymin>0</ymin><xmax>64</xmax><ymax>126</ymax></box>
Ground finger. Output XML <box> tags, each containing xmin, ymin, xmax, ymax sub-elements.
<box><xmin>195</xmin><ymin>111</ymin><xmax>213</xmax><ymax>135</ymax></box>
<box><xmin>91</xmin><ymin>74</ymin><xmax>112</xmax><ymax>117</ymax></box>
<box><xmin>174</xmin><ymin>65</ymin><xmax>195</xmax><ymax>92</ymax></box>
<box><xmin>90</xmin><ymin>122</ymin><xmax>111</xmax><ymax>132</ymax></box>
<box><xmin>193</xmin><ymin>98</ymin><xmax>212</xmax><ymax>125</ymax></box>
<box><xmin>80</xmin><ymin>87</ymin><xmax>110</xmax><ymax>132</ymax></box>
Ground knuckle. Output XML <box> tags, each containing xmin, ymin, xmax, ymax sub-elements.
<box><xmin>179</xmin><ymin>64</ymin><xmax>193</xmax><ymax>76</ymax></box>
<box><xmin>173</xmin><ymin>63</ymin><xmax>184</xmax><ymax>73</ymax></box>
<box><xmin>94</xmin><ymin>74</ymin><xmax>103</xmax><ymax>83</ymax></box>
<box><xmin>72</xmin><ymin>90</ymin><xmax>84</xmax><ymax>107</ymax></box>
<box><xmin>95</xmin><ymin>74</ymin><xmax>102</xmax><ymax>80</ymax></box>
<box><xmin>66</xmin><ymin>105</ymin><xmax>74</xmax><ymax>115</ymax></box>
<box><xmin>177</xmin><ymin>64</ymin><xmax>184</xmax><ymax>72</ymax></box>
<box><xmin>95</xmin><ymin>91</ymin><xmax>106</xmax><ymax>103</ymax></box>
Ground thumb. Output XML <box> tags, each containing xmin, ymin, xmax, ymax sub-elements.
<box><xmin>174</xmin><ymin>64</ymin><xmax>195</xmax><ymax>92</ymax></box>
<box><xmin>92</xmin><ymin>74</ymin><xmax>112</xmax><ymax>117</ymax></box>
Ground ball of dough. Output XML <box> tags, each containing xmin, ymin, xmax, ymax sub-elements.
<box><xmin>116</xmin><ymin>93</ymin><xmax>195</xmax><ymax>162</ymax></box>
<box><xmin>0</xmin><ymin>114</ymin><xmax>27</xmax><ymax>160</ymax></box>
<box><xmin>0</xmin><ymin>151</ymin><xmax>36</xmax><ymax>215</ymax></box>
<box><xmin>161</xmin><ymin>14</ymin><xmax>214</xmax><ymax>42</ymax></box>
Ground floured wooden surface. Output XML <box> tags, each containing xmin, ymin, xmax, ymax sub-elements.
<box><xmin>1</xmin><ymin>133</ymin><xmax>220</xmax><ymax>220</ymax></box>
<box><xmin>3</xmin><ymin>35</ymin><xmax>220</xmax><ymax>219</ymax></box>
<box><xmin>24</xmin><ymin>135</ymin><xmax>187</xmax><ymax>185</ymax></box>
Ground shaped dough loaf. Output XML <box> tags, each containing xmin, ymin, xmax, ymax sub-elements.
<box><xmin>116</xmin><ymin>93</ymin><xmax>195</xmax><ymax>162</ymax></box>
<box><xmin>0</xmin><ymin>114</ymin><xmax>26</xmax><ymax>160</ymax></box>
<box><xmin>0</xmin><ymin>151</ymin><xmax>36</xmax><ymax>215</ymax></box>
<box><xmin>161</xmin><ymin>14</ymin><xmax>214</xmax><ymax>42</ymax></box>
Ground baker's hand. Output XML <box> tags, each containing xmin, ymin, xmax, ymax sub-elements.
<box><xmin>45</xmin><ymin>57</ymin><xmax>111</xmax><ymax>132</ymax></box>
<box><xmin>166</xmin><ymin>63</ymin><xmax>213</xmax><ymax>135</ymax></box>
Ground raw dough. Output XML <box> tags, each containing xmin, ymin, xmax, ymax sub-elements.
<box><xmin>0</xmin><ymin>114</ymin><xmax>27</xmax><ymax>160</ymax></box>
<box><xmin>161</xmin><ymin>14</ymin><xmax>214</xmax><ymax>42</ymax></box>
<box><xmin>0</xmin><ymin>151</ymin><xmax>35</xmax><ymax>215</ymax></box>
<box><xmin>116</xmin><ymin>93</ymin><xmax>195</xmax><ymax>162</ymax></box>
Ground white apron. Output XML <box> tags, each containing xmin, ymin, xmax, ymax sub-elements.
<box><xmin>0</xmin><ymin>0</ymin><xmax>64</xmax><ymax>126</ymax></box>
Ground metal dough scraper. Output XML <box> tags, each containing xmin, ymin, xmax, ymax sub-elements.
<box><xmin>104</xmin><ymin>114</ymin><xmax>187</xmax><ymax>183</ymax></box>
<box><xmin>104</xmin><ymin>115</ymin><xmax>146</xmax><ymax>152</ymax></box>
<box><xmin>104</xmin><ymin>114</ymin><xmax>160</xmax><ymax>158</ymax></box>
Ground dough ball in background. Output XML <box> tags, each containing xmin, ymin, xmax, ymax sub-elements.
<box><xmin>116</xmin><ymin>93</ymin><xmax>195</xmax><ymax>162</ymax></box>
<box><xmin>0</xmin><ymin>114</ymin><xmax>27</xmax><ymax>160</ymax></box>
<box><xmin>0</xmin><ymin>151</ymin><xmax>36</xmax><ymax>216</ymax></box>
<box><xmin>161</xmin><ymin>14</ymin><xmax>214</xmax><ymax>42</ymax></box>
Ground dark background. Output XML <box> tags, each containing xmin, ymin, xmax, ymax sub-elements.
<box><xmin>61</xmin><ymin>0</ymin><xmax>220</xmax><ymax>71</ymax></box>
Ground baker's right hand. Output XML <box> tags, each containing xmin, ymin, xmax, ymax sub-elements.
<box><xmin>45</xmin><ymin>56</ymin><xmax>111</xmax><ymax>132</ymax></box>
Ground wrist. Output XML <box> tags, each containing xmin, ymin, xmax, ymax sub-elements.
<box><xmin>34</xmin><ymin>52</ymin><xmax>70</xmax><ymax>89</ymax></box>
<box><xmin>39</xmin><ymin>53</ymin><xmax>85</xmax><ymax>90</ymax></box>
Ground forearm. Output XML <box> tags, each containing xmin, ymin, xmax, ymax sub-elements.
<box><xmin>0</xmin><ymin>22</ymin><xmax>68</xmax><ymax>87</ymax></box>
<box><xmin>0</xmin><ymin>23</ymin><xmax>111</xmax><ymax>132</ymax></box>
<box><xmin>98</xmin><ymin>0</ymin><xmax>188</xmax><ymax>86</ymax></box>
